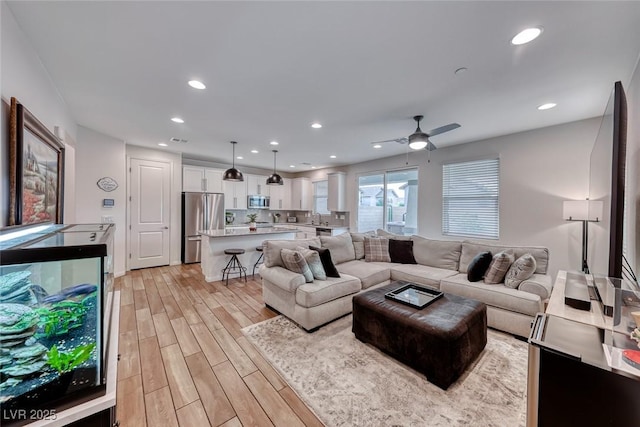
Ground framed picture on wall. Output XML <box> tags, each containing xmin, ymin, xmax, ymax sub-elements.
<box><xmin>9</xmin><ymin>97</ymin><xmax>65</xmax><ymax>225</ymax></box>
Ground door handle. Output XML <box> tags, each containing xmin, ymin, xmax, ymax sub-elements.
<box><xmin>163</xmin><ymin>226</ymin><xmax>169</xmax><ymax>229</ymax></box>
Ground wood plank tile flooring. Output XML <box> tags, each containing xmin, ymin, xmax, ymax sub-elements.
<box><xmin>115</xmin><ymin>264</ymin><xmax>324</xmax><ymax>427</ymax></box>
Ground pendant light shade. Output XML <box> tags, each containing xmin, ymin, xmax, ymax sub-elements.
<box><xmin>223</xmin><ymin>141</ymin><xmax>244</xmax><ymax>182</ymax></box>
<box><xmin>266</xmin><ymin>150</ymin><xmax>283</xmax><ymax>185</ymax></box>
<box><xmin>408</xmin><ymin>115</ymin><xmax>429</xmax><ymax>150</ymax></box>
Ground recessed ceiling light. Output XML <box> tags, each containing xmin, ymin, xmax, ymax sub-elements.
<box><xmin>158</xmin><ymin>143</ymin><xmax>168</xmax><ymax>147</ymax></box>
<box><xmin>311</xmin><ymin>166</ymin><xmax>317</xmax><ymax>169</ymax></box>
<box><xmin>270</xmin><ymin>141</ymin><xmax>279</xmax><ymax>146</ymax></box>
<box><xmin>236</xmin><ymin>156</ymin><xmax>243</xmax><ymax>160</ymax></box>
<box><xmin>188</xmin><ymin>80</ymin><xmax>206</xmax><ymax>90</ymax></box>
<box><xmin>251</xmin><ymin>149</ymin><xmax>259</xmax><ymax>154</ymax></box>
<box><xmin>330</xmin><ymin>155</ymin><xmax>336</xmax><ymax>159</ymax></box>
<box><xmin>537</xmin><ymin>102</ymin><xmax>557</xmax><ymax>110</ymax></box>
<box><xmin>289</xmin><ymin>165</ymin><xmax>296</xmax><ymax>168</ymax></box>
<box><xmin>373</xmin><ymin>144</ymin><xmax>382</xmax><ymax>149</ymax></box>
<box><xmin>511</xmin><ymin>27</ymin><xmax>543</xmax><ymax>45</ymax></box>
<box><xmin>311</xmin><ymin>123</ymin><xmax>322</xmax><ymax>129</ymax></box>
<box><xmin>171</xmin><ymin>117</ymin><xmax>184</xmax><ymax>123</ymax></box>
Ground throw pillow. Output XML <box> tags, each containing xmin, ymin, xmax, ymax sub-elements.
<box><xmin>280</xmin><ymin>248</ymin><xmax>314</xmax><ymax>283</ymax></box>
<box><xmin>388</xmin><ymin>239</ymin><xmax>417</xmax><ymax>264</ymax></box>
<box><xmin>376</xmin><ymin>228</ymin><xmax>412</xmax><ymax>241</ymax></box>
<box><xmin>505</xmin><ymin>253</ymin><xmax>537</xmax><ymax>289</ymax></box>
<box><xmin>319</xmin><ymin>232</ymin><xmax>356</xmax><ymax>264</ymax></box>
<box><xmin>296</xmin><ymin>246</ymin><xmax>327</xmax><ymax>281</ymax></box>
<box><xmin>309</xmin><ymin>246</ymin><xmax>340</xmax><ymax>278</ymax></box>
<box><xmin>484</xmin><ymin>251</ymin><xmax>515</xmax><ymax>284</ymax></box>
<box><xmin>350</xmin><ymin>232</ymin><xmax>374</xmax><ymax>260</ymax></box>
<box><xmin>467</xmin><ymin>251</ymin><xmax>493</xmax><ymax>282</ymax></box>
<box><xmin>364</xmin><ymin>236</ymin><xmax>391</xmax><ymax>262</ymax></box>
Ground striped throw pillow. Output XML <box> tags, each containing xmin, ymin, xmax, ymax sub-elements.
<box><xmin>364</xmin><ymin>237</ymin><xmax>391</xmax><ymax>263</ymax></box>
<box><xmin>281</xmin><ymin>249</ymin><xmax>314</xmax><ymax>283</ymax></box>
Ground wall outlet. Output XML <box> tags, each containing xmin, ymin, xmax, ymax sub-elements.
<box><xmin>101</xmin><ymin>216</ymin><xmax>114</xmax><ymax>223</ymax></box>
<box><xmin>339</xmin><ymin>214</ymin><xmax>345</xmax><ymax>219</ymax></box>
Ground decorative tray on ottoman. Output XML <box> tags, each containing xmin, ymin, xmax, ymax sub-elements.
<box><xmin>384</xmin><ymin>283</ymin><xmax>443</xmax><ymax>309</ymax></box>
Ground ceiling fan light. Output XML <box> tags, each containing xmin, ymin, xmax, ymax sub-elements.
<box><xmin>408</xmin><ymin>131</ymin><xmax>429</xmax><ymax>150</ymax></box>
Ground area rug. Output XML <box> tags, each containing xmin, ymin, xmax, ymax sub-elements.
<box><xmin>242</xmin><ymin>315</ymin><xmax>528</xmax><ymax>427</ymax></box>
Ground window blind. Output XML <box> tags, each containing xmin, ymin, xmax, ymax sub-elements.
<box><xmin>442</xmin><ymin>158</ymin><xmax>499</xmax><ymax>239</ymax></box>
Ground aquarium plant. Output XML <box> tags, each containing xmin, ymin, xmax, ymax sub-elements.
<box><xmin>46</xmin><ymin>343</ymin><xmax>96</xmax><ymax>374</ymax></box>
<box><xmin>35</xmin><ymin>299</ymin><xmax>90</xmax><ymax>337</ymax></box>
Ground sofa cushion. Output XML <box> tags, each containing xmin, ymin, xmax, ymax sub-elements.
<box><xmin>459</xmin><ymin>241</ymin><xmax>549</xmax><ymax>275</ymax></box>
<box><xmin>505</xmin><ymin>254</ymin><xmax>537</xmax><ymax>289</ymax></box>
<box><xmin>281</xmin><ymin>249</ymin><xmax>314</xmax><ymax>283</ymax></box>
<box><xmin>364</xmin><ymin>236</ymin><xmax>391</xmax><ymax>262</ymax></box>
<box><xmin>389</xmin><ymin>264</ymin><xmax>458</xmax><ymax>289</ymax></box>
<box><xmin>389</xmin><ymin>239</ymin><xmax>417</xmax><ymax>264</ymax></box>
<box><xmin>376</xmin><ymin>228</ymin><xmax>411</xmax><ymax>240</ymax></box>
<box><xmin>350</xmin><ymin>232</ymin><xmax>375</xmax><ymax>260</ymax></box>
<box><xmin>320</xmin><ymin>232</ymin><xmax>356</xmax><ymax>265</ymax></box>
<box><xmin>263</xmin><ymin>238</ymin><xmax>321</xmax><ymax>268</ymax></box>
<box><xmin>484</xmin><ymin>251</ymin><xmax>515</xmax><ymax>284</ymax></box>
<box><xmin>295</xmin><ymin>275</ymin><xmax>361</xmax><ymax>308</ymax></box>
<box><xmin>336</xmin><ymin>260</ymin><xmax>391</xmax><ymax>289</ymax></box>
<box><xmin>467</xmin><ymin>251</ymin><xmax>493</xmax><ymax>282</ymax></box>
<box><xmin>411</xmin><ymin>235</ymin><xmax>462</xmax><ymax>271</ymax></box>
<box><xmin>296</xmin><ymin>246</ymin><xmax>326</xmax><ymax>281</ymax></box>
<box><xmin>309</xmin><ymin>246</ymin><xmax>340</xmax><ymax>278</ymax></box>
<box><xmin>440</xmin><ymin>273</ymin><xmax>543</xmax><ymax>316</ymax></box>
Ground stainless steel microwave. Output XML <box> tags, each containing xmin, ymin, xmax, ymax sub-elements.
<box><xmin>248</xmin><ymin>195</ymin><xmax>270</xmax><ymax>209</ymax></box>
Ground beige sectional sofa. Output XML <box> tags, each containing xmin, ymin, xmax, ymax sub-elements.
<box><xmin>258</xmin><ymin>233</ymin><xmax>552</xmax><ymax>337</ymax></box>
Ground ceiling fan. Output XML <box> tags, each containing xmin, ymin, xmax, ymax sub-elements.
<box><xmin>371</xmin><ymin>115</ymin><xmax>461</xmax><ymax>151</ymax></box>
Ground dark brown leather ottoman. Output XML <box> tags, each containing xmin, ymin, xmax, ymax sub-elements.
<box><xmin>352</xmin><ymin>281</ymin><xmax>487</xmax><ymax>390</ymax></box>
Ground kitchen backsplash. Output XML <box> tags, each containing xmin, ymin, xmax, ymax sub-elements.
<box><xmin>225</xmin><ymin>209</ymin><xmax>349</xmax><ymax>227</ymax></box>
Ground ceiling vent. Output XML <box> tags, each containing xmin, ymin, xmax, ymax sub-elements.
<box><xmin>301</xmin><ymin>162</ymin><xmax>311</xmax><ymax>166</ymax></box>
<box><xmin>170</xmin><ymin>137</ymin><xmax>188</xmax><ymax>143</ymax></box>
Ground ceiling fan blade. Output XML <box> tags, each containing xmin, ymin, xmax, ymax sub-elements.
<box><xmin>370</xmin><ymin>137</ymin><xmax>408</xmax><ymax>145</ymax></box>
<box><xmin>426</xmin><ymin>141</ymin><xmax>437</xmax><ymax>151</ymax></box>
<box><xmin>426</xmin><ymin>123</ymin><xmax>461</xmax><ymax>137</ymax></box>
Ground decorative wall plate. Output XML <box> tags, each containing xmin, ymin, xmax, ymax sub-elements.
<box><xmin>97</xmin><ymin>177</ymin><xmax>118</xmax><ymax>192</ymax></box>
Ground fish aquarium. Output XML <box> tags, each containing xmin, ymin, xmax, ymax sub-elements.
<box><xmin>0</xmin><ymin>223</ymin><xmax>114</xmax><ymax>426</ymax></box>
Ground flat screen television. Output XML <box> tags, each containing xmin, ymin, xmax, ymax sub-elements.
<box><xmin>588</xmin><ymin>81</ymin><xmax>628</xmax><ymax>279</ymax></box>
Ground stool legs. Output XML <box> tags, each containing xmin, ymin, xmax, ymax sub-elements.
<box><xmin>221</xmin><ymin>254</ymin><xmax>247</xmax><ymax>286</ymax></box>
<box><xmin>252</xmin><ymin>252</ymin><xmax>264</xmax><ymax>278</ymax></box>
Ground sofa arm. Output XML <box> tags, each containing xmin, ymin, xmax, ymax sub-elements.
<box><xmin>518</xmin><ymin>274</ymin><xmax>553</xmax><ymax>300</ymax></box>
<box><xmin>259</xmin><ymin>264</ymin><xmax>306</xmax><ymax>293</ymax></box>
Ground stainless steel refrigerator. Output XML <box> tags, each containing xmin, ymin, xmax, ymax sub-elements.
<box><xmin>181</xmin><ymin>192</ymin><xmax>224</xmax><ymax>263</ymax></box>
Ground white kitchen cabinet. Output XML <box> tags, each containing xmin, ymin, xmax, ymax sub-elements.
<box><xmin>205</xmin><ymin>169</ymin><xmax>224</xmax><ymax>193</ymax></box>
<box><xmin>291</xmin><ymin>177</ymin><xmax>312</xmax><ymax>211</ymax></box>
<box><xmin>295</xmin><ymin>225</ymin><xmax>317</xmax><ymax>239</ymax></box>
<box><xmin>183</xmin><ymin>166</ymin><xmax>224</xmax><ymax>193</ymax></box>
<box><xmin>327</xmin><ymin>172</ymin><xmax>347</xmax><ymax>212</ymax></box>
<box><xmin>269</xmin><ymin>179</ymin><xmax>292</xmax><ymax>211</ymax></box>
<box><xmin>247</xmin><ymin>174</ymin><xmax>270</xmax><ymax>196</ymax></box>
<box><xmin>183</xmin><ymin>166</ymin><xmax>206</xmax><ymax>192</ymax></box>
<box><xmin>223</xmin><ymin>180</ymin><xmax>247</xmax><ymax>210</ymax></box>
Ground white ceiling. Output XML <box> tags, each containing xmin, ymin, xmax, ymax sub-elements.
<box><xmin>7</xmin><ymin>1</ymin><xmax>640</xmax><ymax>172</ymax></box>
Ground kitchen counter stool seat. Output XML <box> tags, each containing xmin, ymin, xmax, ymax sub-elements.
<box><xmin>221</xmin><ymin>248</ymin><xmax>247</xmax><ymax>285</ymax></box>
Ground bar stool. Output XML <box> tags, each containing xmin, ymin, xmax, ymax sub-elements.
<box><xmin>221</xmin><ymin>249</ymin><xmax>247</xmax><ymax>286</ymax></box>
<box><xmin>253</xmin><ymin>246</ymin><xmax>264</xmax><ymax>278</ymax></box>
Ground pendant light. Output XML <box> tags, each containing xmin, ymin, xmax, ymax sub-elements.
<box><xmin>408</xmin><ymin>115</ymin><xmax>429</xmax><ymax>150</ymax></box>
<box><xmin>266</xmin><ymin>150</ymin><xmax>283</xmax><ymax>185</ymax></box>
<box><xmin>223</xmin><ymin>141</ymin><xmax>244</xmax><ymax>182</ymax></box>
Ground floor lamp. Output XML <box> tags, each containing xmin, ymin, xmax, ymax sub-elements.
<box><xmin>563</xmin><ymin>200</ymin><xmax>604</xmax><ymax>274</ymax></box>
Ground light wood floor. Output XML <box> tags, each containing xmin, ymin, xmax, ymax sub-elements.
<box><xmin>115</xmin><ymin>264</ymin><xmax>324</xmax><ymax>427</ymax></box>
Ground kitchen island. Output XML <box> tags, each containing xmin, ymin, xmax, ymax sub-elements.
<box><xmin>199</xmin><ymin>227</ymin><xmax>297</xmax><ymax>282</ymax></box>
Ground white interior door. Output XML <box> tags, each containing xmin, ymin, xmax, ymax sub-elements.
<box><xmin>129</xmin><ymin>158</ymin><xmax>171</xmax><ymax>269</ymax></box>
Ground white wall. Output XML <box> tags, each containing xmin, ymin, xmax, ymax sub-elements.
<box><xmin>126</xmin><ymin>145</ymin><xmax>182</xmax><ymax>267</ymax></box>
<box><xmin>299</xmin><ymin>118</ymin><xmax>601</xmax><ymax>278</ymax></box>
<box><xmin>1</xmin><ymin>3</ymin><xmax>77</xmax><ymax>226</ymax></box>
<box><xmin>75</xmin><ymin>126</ymin><xmax>126</xmax><ymax>276</ymax></box>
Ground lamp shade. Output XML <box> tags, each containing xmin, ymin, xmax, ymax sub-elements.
<box><xmin>563</xmin><ymin>200</ymin><xmax>603</xmax><ymax>221</ymax></box>
<box><xmin>266</xmin><ymin>149</ymin><xmax>283</xmax><ymax>185</ymax></box>
<box><xmin>223</xmin><ymin>141</ymin><xmax>244</xmax><ymax>182</ymax></box>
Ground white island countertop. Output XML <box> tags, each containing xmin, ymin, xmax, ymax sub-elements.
<box><xmin>200</xmin><ymin>226</ymin><xmax>298</xmax><ymax>238</ymax></box>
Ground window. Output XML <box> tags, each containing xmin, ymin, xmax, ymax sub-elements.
<box><xmin>442</xmin><ymin>158</ymin><xmax>499</xmax><ymax>239</ymax></box>
<box><xmin>313</xmin><ymin>180</ymin><xmax>329</xmax><ymax>214</ymax></box>
<box><xmin>357</xmin><ymin>168</ymin><xmax>418</xmax><ymax>235</ymax></box>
